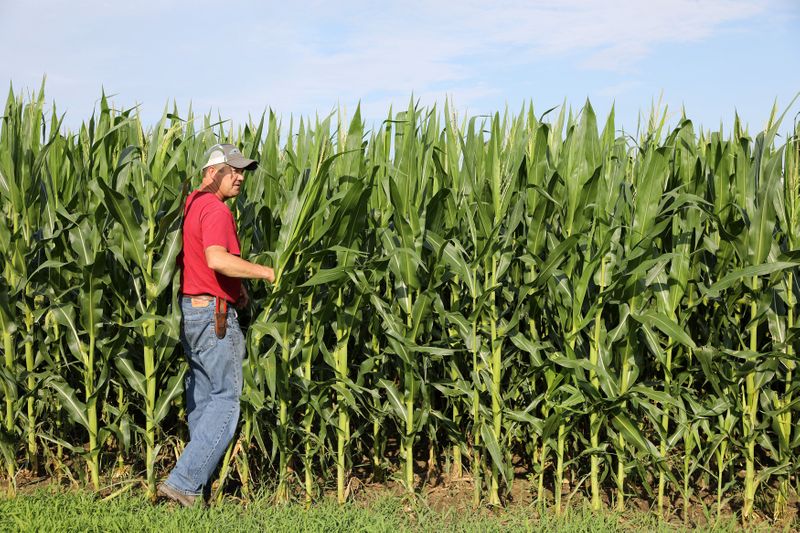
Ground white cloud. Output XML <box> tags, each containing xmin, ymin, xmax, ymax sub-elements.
<box><xmin>0</xmin><ymin>0</ymin><xmax>793</xmax><ymax>129</ymax></box>
<box><xmin>225</xmin><ymin>0</ymin><xmax>774</xmax><ymax>110</ymax></box>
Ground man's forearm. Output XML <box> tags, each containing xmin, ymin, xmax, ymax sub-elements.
<box><xmin>205</xmin><ymin>246</ymin><xmax>274</xmax><ymax>280</ymax></box>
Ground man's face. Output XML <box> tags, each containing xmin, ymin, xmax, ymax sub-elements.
<box><xmin>216</xmin><ymin>165</ymin><xmax>246</xmax><ymax>199</ymax></box>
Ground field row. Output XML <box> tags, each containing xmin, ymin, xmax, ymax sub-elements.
<box><xmin>1</xmin><ymin>87</ymin><xmax>799</xmax><ymax>521</ymax></box>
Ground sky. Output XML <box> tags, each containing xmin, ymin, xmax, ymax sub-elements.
<box><xmin>1</xmin><ymin>0</ymin><xmax>798</xmax><ymax>135</ymax></box>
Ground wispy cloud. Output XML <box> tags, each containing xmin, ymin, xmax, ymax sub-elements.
<box><xmin>220</xmin><ymin>0</ymin><xmax>774</xmax><ymax>110</ymax></box>
<box><xmin>598</xmin><ymin>80</ymin><xmax>643</xmax><ymax>99</ymax></box>
<box><xmin>0</xmin><ymin>0</ymin><xmax>794</xmax><ymax>128</ymax></box>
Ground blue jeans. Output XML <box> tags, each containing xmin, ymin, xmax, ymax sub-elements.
<box><xmin>164</xmin><ymin>297</ymin><xmax>245</xmax><ymax>496</ymax></box>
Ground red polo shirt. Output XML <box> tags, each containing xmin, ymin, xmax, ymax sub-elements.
<box><xmin>178</xmin><ymin>190</ymin><xmax>241</xmax><ymax>303</ymax></box>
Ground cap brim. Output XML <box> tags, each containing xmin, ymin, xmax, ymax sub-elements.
<box><xmin>226</xmin><ymin>154</ymin><xmax>258</xmax><ymax>170</ymax></box>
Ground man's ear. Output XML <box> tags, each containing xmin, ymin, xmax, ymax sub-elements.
<box><xmin>215</xmin><ymin>165</ymin><xmax>232</xmax><ymax>180</ymax></box>
<box><xmin>207</xmin><ymin>164</ymin><xmax>226</xmax><ymax>181</ymax></box>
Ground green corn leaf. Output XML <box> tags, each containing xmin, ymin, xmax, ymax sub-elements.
<box><xmin>631</xmin><ymin>310</ymin><xmax>696</xmax><ymax>349</ymax></box>
<box><xmin>153</xmin><ymin>367</ymin><xmax>187</xmax><ymax>425</ymax></box>
<box><xmin>48</xmin><ymin>378</ymin><xmax>89</xmax><ymax>430</ymax></box>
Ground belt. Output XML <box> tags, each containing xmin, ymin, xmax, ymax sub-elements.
<box><xmin>185</xmin><ymin>293</ymin><xmax>215</xmax><ymax>300</ymax></box>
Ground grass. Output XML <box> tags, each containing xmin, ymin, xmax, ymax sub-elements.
<box><xmin>0</xmin><ymin>486</ymin><xmax>786</xmax><ymax>533</ymax></box>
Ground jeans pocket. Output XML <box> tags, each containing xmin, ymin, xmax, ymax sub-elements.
<box><xmin>181</xmin><ymin>317</ymin><xmax>216</xmax><ymax>354</ymax></box>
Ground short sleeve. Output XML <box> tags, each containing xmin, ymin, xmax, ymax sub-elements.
<box><xmin>200</xmin><ymin>204</ymin><xmax>240</xmax><ymax>255</ymax></box>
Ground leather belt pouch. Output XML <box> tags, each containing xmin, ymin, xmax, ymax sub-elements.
<box><xmin>214</xmin><ymin>297</ymin><xmax>228</xmax><ymax>339</ymax></box>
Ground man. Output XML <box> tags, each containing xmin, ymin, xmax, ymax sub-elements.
<box><xmin>158</xmin><ymin>143</ymin><xmax>275</xmax><ymax>506</ymax></box>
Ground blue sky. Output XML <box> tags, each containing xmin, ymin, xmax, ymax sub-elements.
<box><xmin>2</xmin><ymin>0</ymin><xmax>798</xmax><ymax>134</ymax></box>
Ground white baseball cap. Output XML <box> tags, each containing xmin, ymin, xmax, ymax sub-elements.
<box><xmin>202</xmin><ymin>143</ymin><xmax>258</xmax><ymax>170</ymax></box>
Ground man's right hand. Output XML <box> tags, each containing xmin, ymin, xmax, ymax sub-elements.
<box><xmin>262</xmin><ymin>266</ymin><xmax>275</xmax><ymax>283</ymax></box>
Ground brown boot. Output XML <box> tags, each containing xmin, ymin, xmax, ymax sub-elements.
<box><xmin>157</xmin><ymin>482</ymin><xmax>201</xmax><ymax>508</ymax></box>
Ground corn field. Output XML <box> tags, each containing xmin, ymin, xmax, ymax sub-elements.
<box><xmin>1</xmin><ymin>85</ymin><xmax>799</xmax><ymax>520</ymax></box>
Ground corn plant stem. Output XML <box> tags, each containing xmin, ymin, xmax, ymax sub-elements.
<box><xmin>261</xmin><ymin>259</ymin><xmax>289</xmax><ymax>503</ymax></box>
<box><xmin>555</xmin><ymin>420</ymin><xmax>568</xmax><ymax>515</ymax></box>
<box><xmin>617</xmin><ymin>315</ymin><xmax>634</xmax><ymax>512</ymax></box>
<box><xmin>743</xmin><ymin>276</ymin><xmax>758</xmax><ymax>520</ymax></box>
<box><xmin>684</xmin><ymin>424</ymin><xmax>694</xmax><ymax>525</ymax></box>
<box><xmin>785</xmin><ymin>146</ymin><xmax>800</xmax><ymax>509</ymax></box>
<box><xmin>589</xmin><ymin>257</ymin><xmax>606</xmax><ymax>511</ymax></box>
<box><xmin>2</xmin><ymin>330</ymin><xmax>13</xmax><ymax>425</ymax></box>
<box><xmin>143</xmin><ymin>314</ymin><xmax>156</xmax><ymax>499</ymax></box>
<box><xmin>716</xmin><ymin>312</ymin><xmax>731</xmax><ymax>517</ymax></box>
<box><xmin>716</xmin><ymin>443</ymin><xmax>725</xmax><ymax>519</ymax></box>
<box><xmin>450</xmin><ymin>277</ymin><xmax>462</xmax><ymax>479</ymax></box>
<box><xmin>143</xmin><ymin>218</ymin><xmax>158</xmax><ymax>499</ymax></box>
<box><xmin>86</xmin><ymin>298</ymin><xmax>100</xmax><ymax>490</ymax></box>
<box><xmin>373</xmin><ymin>280</ymin><xmax>392</xmax><ymax>482</ymax></box>
<box><xmin>336</xmin><ymin>288</ymin><xmax>348</xmax><ymax>503</ymax></box>
<box><xmin>658</xmin><ymin>343</ymin><xmax>673</xmax><ymax>515</ymax></box>
<box><xmin>404</xmin><ymin>288</ymin><xmax>415</xmax><ymax>492</ymax></box>
<box><xmin>779</xmin><ymin>376</ymin><xmax>794</xmax><ymax>512</ymax></box>
<box><xmin>241</xmin><ymin>417</ymin><xmax>251</xmax><ymax>499</ymax></box>
<box><xmin>775</xmin><ymin>270</ymin><xmax>794</xmax><ymax>519</ymax></box>
<box><xmin>3</xmin><ymin>332</ymin><xmax>13</xmax><ymax>433</ymax></box>
<box><xmin>472</xmin><ymin>289</ymin><xmax>481</xmax><ymax>507</ymax></box>
<box><xmin>371</xmin><ymin>332</ymin><xmax>382</xmax><ymax>480</ymax></box>
<box><xmin>116</xmin><ymin>380</ymin><xmax>125</xmax><ymax>470</ymax></box>
<box><xmin>427</xmin><ymin>444</ymin><xmax>436</xmax><ymax>483</ymax></box>
<box><xmin>489</xmin><ymin>256</ymin><xmax>501</xmax><ymax>506</ymax></box>
<box><xmin>557</xmin><ymin>330</ymin><xmax>578</xmax><ymax>516</ymax></box>
<box><xmin>19</xmin><ymin>219</ymin><xmax>35</xmax><ymax>472</ymax></box>
<box><xmin>685</xmin><ymin>292</ymin><xmax>696</xmax><ymax>523</ymax></box>
<box><xmin>371</xmin><ymin>414</ymin><xmax>381</xmax><ymax>476</ymax></box>
<box><xmin>3</xmin><ymin>328</ymin><xmax>14</xmax><ymax>496</ymax></box>
<box><xmin>450</xmin><ymin>393</ymin><xmax>462</xmax><ymax>478</ymax></box>
<box><xmin>589</xmin><ymin>409</ymin><xmax>601</xmax><ymax>511</ymax></box>
<box><xmin>276</xmin><ymin>321</ymin><xmax>290</xmax><ymax>503</ymax></box>
<box><xmin>528</xmin><ymin>315</ymin><xmax>547</xmax><ymax>509</ymax></box>
<box><xmin>404</xmin><ymin>364</ymin><xmax>414</xmax><ymax>491</ymax></box>
<box><xmin>24</xmin><ymin>302</ymin><xmax>36</xmax><ymax>472</ymax></box>
<box><xmin>111</xmin><ymin>309</ymin><xmax>124</xmax><ymax>471</ymax></box>
<box><xmin>538</xmin><ymin>406</ymin><xmax>548</xmax><ymax>509</ymax></box>
<box><xmin>2</xmin><ymin>218</ymin><xmax>16</xmax><ymax>497</ymax></box>
<box><xmin>52</xmin><ymin>317</ymin><xmax>63</xmax><ymax>464</ymax></box>
<box><xmin>303</xmin><ymin>290</ymin><xmax>313</xmax><ymax>504</ymax></box>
